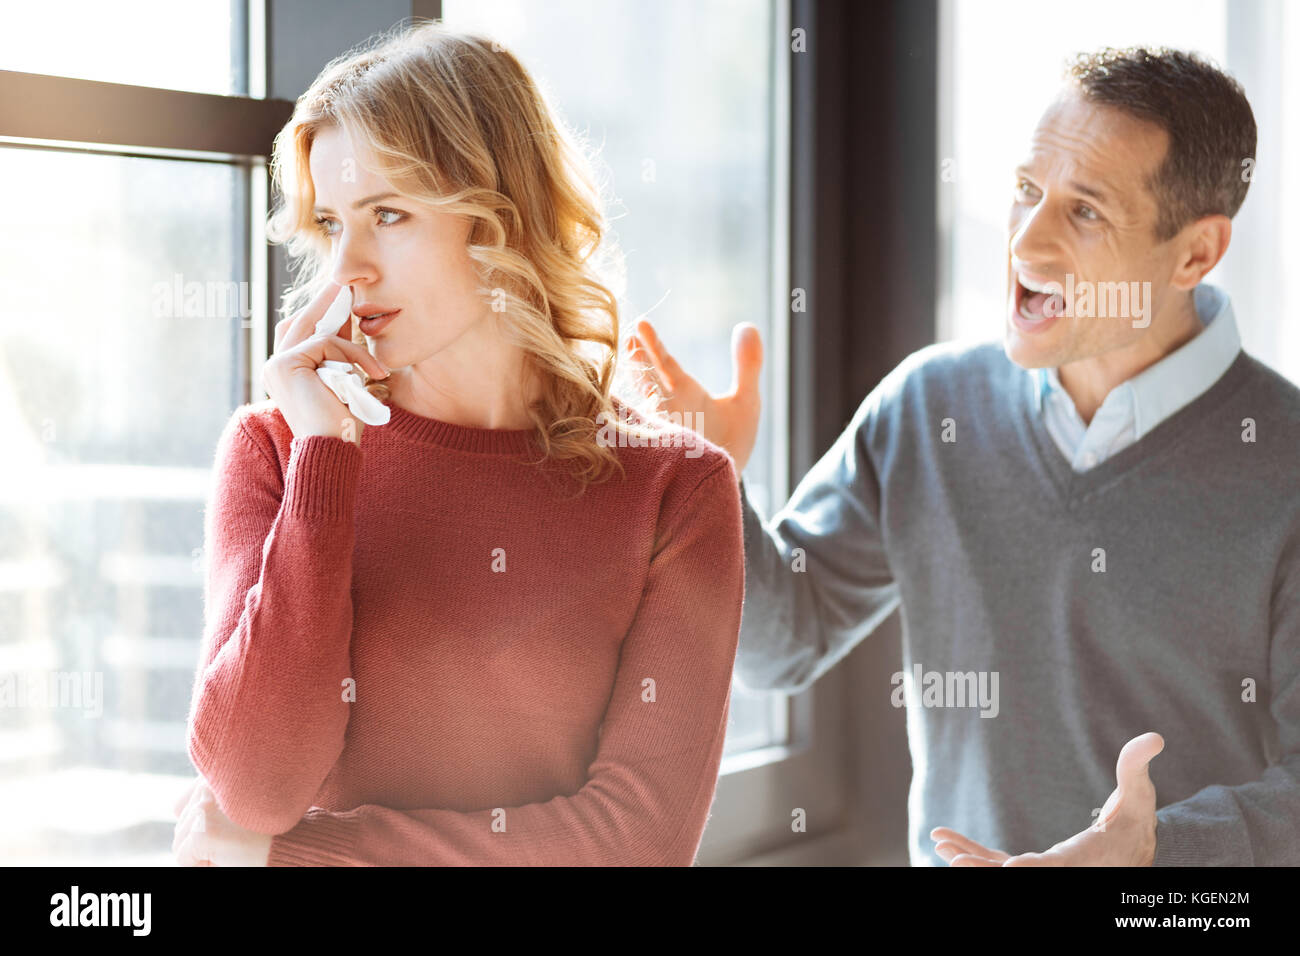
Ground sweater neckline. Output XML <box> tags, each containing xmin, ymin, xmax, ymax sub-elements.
<box><xmin>380</xmin><ymin>398</ymin><xmax>540</xmax><ymax>455</ymax></box>
<box><xmin>1018</xmin><ymin>347</ymin><xmax>1253</xmax><ymax>506</ymax></box>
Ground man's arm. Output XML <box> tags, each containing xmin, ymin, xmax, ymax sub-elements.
<box><xmin>1151</xmin><ymin>536</ymin><xmax>1300</xmax><ymax>865</ymax></box>
<box><xmin>735</xmin><ymin>391</ymin><xmax>901</xmax><ymax>695</ymax></box>
<box><xmin>626</xmin><ymin>319</ymin><xmax>900</xmax><ymax>694</ymax></box>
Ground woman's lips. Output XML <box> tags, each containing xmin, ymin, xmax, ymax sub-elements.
<box><xmin>358</xmin><ymin>309</ymin><xmax>400</xmax><ymax>335</ymax></box>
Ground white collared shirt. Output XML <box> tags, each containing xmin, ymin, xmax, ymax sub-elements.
<box><xmin>1032</xmin><ymin>283</ymin><xmax>1242</xmax><ymax>471</ymax></box>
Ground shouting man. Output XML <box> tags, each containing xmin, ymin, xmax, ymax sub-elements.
<box><xmin>631</xmin><ymin>46</ymin><xmax>1300</xmax><ymax>866</ymax></box>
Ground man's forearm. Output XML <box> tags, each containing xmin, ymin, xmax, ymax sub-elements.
<box><xmin>734</xmin><ymin>477</ymin><xmax>900</xmax><ymax>695</ymax></box>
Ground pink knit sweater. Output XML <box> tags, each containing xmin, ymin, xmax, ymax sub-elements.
<box><xmin>185</xmin><ymin>395</ymin><xmax>745</xmax><ymax>865</ymax></box>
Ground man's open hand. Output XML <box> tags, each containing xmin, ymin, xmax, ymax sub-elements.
<box><xmin>627</xmin><ymin>320</ymin><xmax>763</xmax><ymax>472</ymax></box>
<box><xmin>930</xmin><ymin>731</ymin><xmax>1164</xmax><ymax>866</ymax></box>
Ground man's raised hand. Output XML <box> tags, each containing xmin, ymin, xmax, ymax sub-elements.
<box><xmin>627</xmin><ymin>320</ymin><xmax>763</xmax><ymax>472</ymax></box>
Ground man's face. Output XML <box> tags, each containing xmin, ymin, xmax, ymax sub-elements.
<box><xmin>1004</xmin><ymin>90</ymin><xmax>1184</xmax><ymax>368</ymax></box>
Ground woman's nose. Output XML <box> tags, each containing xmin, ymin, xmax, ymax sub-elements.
<box><xmin>329</xmin><ymin>238</ymin><xmax>379</xmax><ymax>289</ymax></box>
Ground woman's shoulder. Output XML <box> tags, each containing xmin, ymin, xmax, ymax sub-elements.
<box><xmin>601</xmin><ymin>395</ymin><xmax>739</xmax><ymax>515</ymax></box>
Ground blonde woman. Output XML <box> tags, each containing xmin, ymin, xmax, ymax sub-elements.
<box><xmin>171</xmin><ymin>21</ymin><xmax>744</xmax><ymax>866</ymax></box>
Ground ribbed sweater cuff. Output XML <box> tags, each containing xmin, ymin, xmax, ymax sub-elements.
<box><xmin>283</xmin><ymin>436</ymin><xmax>361</xmax><ymax>520</ymax></box>
<box><xmin>1151</xmin><ymin>810</ymin><xmax>1202</xmax><ymax>866</ymax></box>
<box><xmin>267</xmin><ymin>809</ymin><xmax>360</xmax><ymax>866</ymax></box>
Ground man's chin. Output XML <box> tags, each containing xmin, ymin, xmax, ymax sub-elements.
<box><xmin>1003</xmin><ymin>322</ymin><xmax>1057</xmax><ymax>370</ymax></box>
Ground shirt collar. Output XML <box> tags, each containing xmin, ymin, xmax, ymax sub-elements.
<box><xmin>1031</xmin><ymin>283</ymin><xmax>1242</xmax><ymax>436</ymax></box>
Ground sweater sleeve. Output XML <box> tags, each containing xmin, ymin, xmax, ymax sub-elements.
<box><xmin>734</xmin><ymin>390</ymin><xmax>901</xmax><ymax>695</ymax></box>
<box><xmin>1152</xmin><ymin>529</ymin><xmax>1300</xmax><ymax>865</ymax></box>
<box><xmin>186</xmin><ymin>408</ymin><xmax>362</xmax><ymax>835</ymax></box>
<box><xmin>264</xmin><ymin>456</ymin><xmax>745</xmax><ymax>866</ymax></box>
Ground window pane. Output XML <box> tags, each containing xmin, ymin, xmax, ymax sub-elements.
<box><xmin>442</xmin><ymin>0</ymin><xmax>785</xmax><ymax>757</ymax></box>
<box><xmin>0</xmin><ymin>146</ymin><xmax>247</xmax><ymax>864</ymax></box>
<box><xmin>0</xmin><ymin>0</ymin><xmax>245</xmax><ymax>96</ymax></box>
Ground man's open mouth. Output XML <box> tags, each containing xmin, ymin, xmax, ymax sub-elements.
<box><xmin>1014</xmin><ymin>272</ymin><xmax>1064</xmax><ymax>321</ymax></box>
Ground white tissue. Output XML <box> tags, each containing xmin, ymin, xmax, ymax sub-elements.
<box><xmin>312</xmin><ymin>286</ymin><xmax>391</xmax><ymax>427</ymax></box>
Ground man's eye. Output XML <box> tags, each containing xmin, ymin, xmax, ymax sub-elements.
<box><xmin>1076</xmin><ymin>204</ymin><xmax>1098</xmax><ymax>221</ymax></box>
<box><xmin>1016</xmin><ymin>180</ymin><xmax>1038</xmax><ymax>200</ymax></box>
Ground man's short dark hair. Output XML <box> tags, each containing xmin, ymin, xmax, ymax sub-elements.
<box><xmin>1064</xmin><ymin>46</ymin><xmax>1257</xmax><ymax>241</ymax></box>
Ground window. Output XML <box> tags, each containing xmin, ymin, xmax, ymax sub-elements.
<box><xmin>938</xmin><ymin>0</ymin><xmax>1300</xmax><ymax>388</ymax></box>
<box><xmin>0</xmin><ymin>0</ymin><xmax>245</xmax><ymax>96</ymax></box>
<box><xmin>1</xmin><ymin>0</ymin><xmax>801</xmax><ymax>866</ymax></box>
<box><xmin>0</xmin><ymin>1</ymin><xmax>280</xmax><ymax>865</ymax></box>
<box><xmin>441</xmin><ymin>0</ymin><xmax>793</xmax><ymax>764</ymax></box>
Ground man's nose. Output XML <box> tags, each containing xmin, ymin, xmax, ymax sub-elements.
<box><xmin>1009</xmin><ymin>200</ymin><xmax>1061</xmax><ymax>264</ymax></box>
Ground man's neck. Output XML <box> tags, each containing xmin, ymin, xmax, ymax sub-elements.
<box><xmin>1057</xmin><ymin>293</ymin><xmax>1203</xmax><ymax>425</ymax></box>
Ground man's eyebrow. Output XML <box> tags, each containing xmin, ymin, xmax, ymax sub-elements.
<box><xmin>1068</xmin><ymin>180</ymin><xmax>1114</xmax><ymax>205</ymax></box>
<box><xmin>1014</xmin><ymin>166</ymin><xmax>1118</xmax><ymax>207</ymax></box>
<box><xmin>311</xmin><ymin>191</ymin><xmax>401</xmax><ymax>214</ymax></box>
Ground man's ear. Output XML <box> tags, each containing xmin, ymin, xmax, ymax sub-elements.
<box><xmin>1170</xmin><ymin>214</ymin><xmax>1231</xmax><ymax>291</ymax></box>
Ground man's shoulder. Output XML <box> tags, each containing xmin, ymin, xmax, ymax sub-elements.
<box><xmin>855</xmin><ymin>337</ymin><xmax>1018</xmax><ymax>425</ymax></box>
<box><xmin>1229</xmin><ymin>352</ymin><xmax>1300</xmax><ymax>463</ymax></box>
<box><xmin>892</xmin><ymin>336</ymin><xmax>1012</xmax><ymax>384</ymax></box>
<box><xmin>1235</xmin><ymin>351</ymin><xmax>1300</xmax><ymax>419</ymax></box>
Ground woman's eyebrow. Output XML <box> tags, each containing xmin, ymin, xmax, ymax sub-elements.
<box><xmin>312</xmin><ymin>191</ymin><xmax>401</xmax><ymax>214</ymax></box>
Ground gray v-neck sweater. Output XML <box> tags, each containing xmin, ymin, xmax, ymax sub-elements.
<box><xmin>736</xmin><ymin>339</ymin><xmax>1300</xmax><ymax>865</ymax></box>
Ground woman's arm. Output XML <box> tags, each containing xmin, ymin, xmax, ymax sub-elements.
<box><xmin>265</xmin><ymin>454</ymin><xmax>746</xmax><ymax>866</ymax></box>
<box><xmin>186</xmin><ymin>407</ymin><xmax>362</xmax><ymax>834</ymax></box>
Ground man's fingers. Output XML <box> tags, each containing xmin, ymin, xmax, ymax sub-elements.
<box><xmin>627</xmin><ymin>338</ymin><xmax>668</xmax><ymax>397</ymax></box>
<box><xmin>1100</xmin><ymin>731</ymin><xmax>1164</xmax><ymax>822</ymax></box>
<box><xmin>1117</xmin><ymin>732</ymin><xmax>1164</xmax><ymax>785</ymax></box>
<box><xmin>729</xmin><ymin>323</ymin><xmax>763</xmax><ymax>397</ymax></box>
<box><xmin>633</xmin><ymin>320</ymin><xmax>688</xmax><ymax>391</ymax></box>
<box><xmin>934</xmin><ymin>840</ymin><xmax>969</xmax><ymax>863</ymax></box>
<box><xmin>930</xmin><ymin>826</ymin><xmax>1010</xmax><ymax>862</ymax></box>
<box><xmin>1002</xmin><ymin>851</ymin><xmax>1058</xmax><ymax>867</ymax></box>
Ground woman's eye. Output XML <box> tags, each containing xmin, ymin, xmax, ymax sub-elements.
<box><xmin>1016</xmin><ymin>180</ymin><xmax>1038</xmax><ymax>200</ymax></box>
<box><xmin>312</xmin><ymin>208</ymin><xmax>404</xmax><ymax>237</ymax></box>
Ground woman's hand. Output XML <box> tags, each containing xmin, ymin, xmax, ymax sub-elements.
<box><xmin>264</xmin><ymin>282</ymin><xmax>390</xmax><ymax>446</ymax></box>
<box><xmin>172</xmin><ymin>777</ymin><xmax>274</xmax><ymax>867</ymax></box>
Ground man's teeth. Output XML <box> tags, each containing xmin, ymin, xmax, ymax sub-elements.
<box><xmin>1018</xmin><ymin>274</ymin><xmax>1058</xmax><ymax>294</ymax></box>
<box><xmin>1019</xmin><ymin>299</ymin><xmax>1047</xmax><ymax>321</ymax></box>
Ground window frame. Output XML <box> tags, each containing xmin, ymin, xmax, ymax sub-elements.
<box><xmin>0</xmin><ymin>0</ymin><xmax>898</xmax><ymax>867</ymax></box>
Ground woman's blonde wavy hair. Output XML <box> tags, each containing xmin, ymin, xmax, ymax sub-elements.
<box><xmin>266</xmin><ymin>19</ymin><xmax>670</xmax><ymax>493</ymax></box>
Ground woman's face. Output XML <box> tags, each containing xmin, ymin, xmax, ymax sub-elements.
<box><xmin>308</xmin><ymin>124</ymin><xmax>489</xmax><ymax>369</ymax></box>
